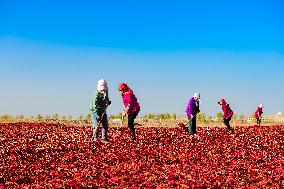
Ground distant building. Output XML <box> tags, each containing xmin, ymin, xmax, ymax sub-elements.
<box><xmin>246</xmin><ymin>112</ymin><xmax>284</xmax><ymax>123</ymax></box>
<box><xmin>276</xmin><ymin>112</ymin><xmax>284</xmax><ymax>122</ymax></box>
<box><xmin>110</xmin><ymin>118</ymin><xmax>122</xmax><ymax>123</ymax></box>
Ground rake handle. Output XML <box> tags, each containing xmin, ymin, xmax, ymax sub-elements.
<box><xmin>93</xmin><ymin>105</ymin><xmax>109</xmax><ymax>136</ymax></box>
<box><xmin>183</xmin><ymin>113</ymin><xmax>198</xmax><ymax>126</ymax></box>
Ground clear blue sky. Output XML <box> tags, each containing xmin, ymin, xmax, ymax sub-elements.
<box><xmin>0</xmin><ymin>0</ymin><xmax>284</xmax><ymax>116</ymax></box>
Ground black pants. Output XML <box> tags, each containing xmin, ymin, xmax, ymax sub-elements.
<box><xmin>223</xmin><ymin>118</ymin><xmax>232</xmax><ymax>131</ymax></box>
<box><xmin>187</xmin><ymin>115</ymin><xmax>197</xmax><ymax>134</ymax></box>
<box><xmin>256</xmin><ymin>118</ymin><xmax>261</xmax><ymax>126</ymax></box>
<box><xmin>128</xmin><ymin>108</ymin><xmax>140</xmax><ymax>140</ymax></box>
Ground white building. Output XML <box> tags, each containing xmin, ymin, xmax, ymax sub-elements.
<box><xmin>246</xmin><ymin>112</ymin><xmax>284</xmax><ymax>123</ymax></box>
<box><xmin>276</xmin><ymin>112</ymin><xmax>284</xmax><ymax>122</ymax></box>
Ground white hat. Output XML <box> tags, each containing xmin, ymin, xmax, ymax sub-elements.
<box><xmin>97</xmin><ymin>79</ymin><xmax>108</xmax><ymax>92</ymax></box>
<box><xmin>259</xmin><ymin>104</ymin><xmax>264</xmax><ymax>108</ymax></box>
<box><xmin>193</xmin><ymin>92</ymin><xmax>200</xmax><ymax>100</ymax></box>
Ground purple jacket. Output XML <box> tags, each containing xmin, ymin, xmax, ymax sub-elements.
<box><xmin>185</xmin><ymin>97</ymin><xmax>200</xmax><ymax>116</ymax></box>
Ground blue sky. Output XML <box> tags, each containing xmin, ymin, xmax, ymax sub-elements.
<box><xmin>0</xmin><ymin>0</ymin><xmax>284</xmax><ymax>116</ymax></box>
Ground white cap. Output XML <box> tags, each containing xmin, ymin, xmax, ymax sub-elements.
<box><xmin>259</xmin><ymin>104</ymin><xmax>264</xmax><ymax>108</ymax></box>
<box><xmin>193</xmin><ymin>92</ymin><xmax>200</xmax><ymax>100</ymax></box>
<box><xmin>97</xmin><ymin>79</ymin><xmax>108</xmax><ymax>92</ymax></box>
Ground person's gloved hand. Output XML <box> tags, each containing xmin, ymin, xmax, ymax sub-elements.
<box><xmin>96</xmin><ymin>117</ymin><xmax>100</xmax><ymax>122</ymax></box>
<box><xmin>125</xmin><ymin>106</ymin><xmax>130</xmax><ymax>114</ymax></box>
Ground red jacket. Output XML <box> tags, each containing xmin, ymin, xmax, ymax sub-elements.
<box><xmin>255</xmin><ymin>107</ymin><xmax>263</xmax><ymax>118</ymax></box>
<box><xmin>220</xmin><ymin>99</ymin><xmax>233</xmax><ymax>119</ymax></box>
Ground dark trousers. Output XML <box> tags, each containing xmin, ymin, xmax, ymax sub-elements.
<box><xmin>256</xmin><ymin>118</ymin><xmax>261</xmax><ymax>126</ymax></box>
<box><xmin>223</xmin><ymin>118</ymin><xmax>232</xmax><ymax>131</ymax></box>
<box><xmin>128</xmin><ymin>108</ymin><xmax>140</xmax><ymax>140</ymax></box>
<box><xmin>188</xmin><ymin>115</ymin><xmax>197</xmax><ymax>134</ymax></box>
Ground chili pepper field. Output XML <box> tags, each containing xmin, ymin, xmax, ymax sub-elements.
<box><xmin>0</xmin><ymin>123</ymin><xmax>283</xmax><ymax>188</ymax></box>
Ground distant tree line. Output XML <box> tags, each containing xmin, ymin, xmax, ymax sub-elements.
<box><xmin>110</xmin><ymin>112</ymin><xmax>250</xmax><ymax>124</ymax></box>
<box><xmin>0</xmin><ymin>114</ymin><xmax>93</xmax><ymax>124</ymax></box>
<box><xmin>0</xmin><ymin>112</ymin><xmax>268</xmax><ymax>124</ymax></box>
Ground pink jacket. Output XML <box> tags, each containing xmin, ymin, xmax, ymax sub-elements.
<box><xmin>122</xmin><ymin>92</ymin><xmax>140</xmax><ymax>114</ymax></box>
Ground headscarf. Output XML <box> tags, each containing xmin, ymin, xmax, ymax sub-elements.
<box><xmin>97</xmin><ymin>79</ymin><xmax>108</xmax><ymax>92</ymax></box>
<box><xmin>118</xmin><ymin>83</ymin><xmax>133</xmax><ymax>94</ymax></box>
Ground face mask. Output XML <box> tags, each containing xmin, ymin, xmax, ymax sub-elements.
<box><xmin>198</xmin><ymin>99</ymin><xmax>202</xmax><ymax>105</ymax></box>
<box><xmin>194</xmin><ymin>97</ymin><xmax>200</xmax><ymax>101</ymax></box>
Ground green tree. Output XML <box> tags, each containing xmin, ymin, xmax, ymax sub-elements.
<box><xmin>231</xmin><ymin>114</ymin><xmax>237</xmax><ymax>121</ymax></box>
<box><xmin>53</xmin><ymin>113</ymin><xmax>59</xmax><ymax>121</ymax></box>
<box><xmin>30</xmin><ymin>116</ymin><xmax>35</xmax><ymax>121</ymax></box>
<box><xmin>45</xmin><ymin>115</ymin><xmax>51</xmax><ymax>121</ymax></box>
<box><xmin>143</xmin><ymin>114</ymin><xmax>148</xmax><ymax>122</ymax></box>
<box><xmin>15</xmin><ymin>114</ymin><xmax>24</xmax><ymax>122</ymax></box>
<box><xmin>86</xmin><ymin>114</ymin><xmax>92</xmax><ymax>122</ymax></box>
<box><xmin>79</xmin><ymin>114</ymin><xmax>84</xmax><ymax>121</ymax></box>
<box><xmin>207</xmin><ymin>115</ymin><xmax>214</xmax><ymax>123</ymax></box>
<box><xmin>164</xmin><ymin>113</ymin><xmax>171</xmax><ymax>119</ymax></box>
<box><xmin>157</xmin><ymin>114</ymin><xmax>163</xmax><ymax>120</ymax></box>
<box><xmin>143</xmin><ymin>114</ymin><xmax>148</xmax><ymax>119</ymax></box>
<box><xmin>1</xmin><ymin>114</ymin><xmax>14</xmax><ymax>122</ymax></box>
<box><xmin>216</xmin><ymin>112</ymin><xmax>223</xmax><ymax>123</ymax></box>
<box><xmin>110</xmin><ymin>113</ymin><xmax>123</xmax><ymax>119</ymax></box>
<box><xmin>148</xmin><ymin>113</ymin><xmax>155</xmax><ymax>119</ymax></box>
<box><xmin>239</xmin><ymin>113</ymin><xmax>247</xmax><ymax>124</ymax></box>
<box><xmin>118</xmin><ymin>112</ymin><xmax>123</xmax><ymax>119</ymax></box>
<box><xmin>197</xmin><ymin>112</ymin><xmax>206</xmax><ymax>124</ymax></box>
<box><xmin>37</xmin><ymin>114</ymin><xmax>43</xmax><ymax>121</ymax></box>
